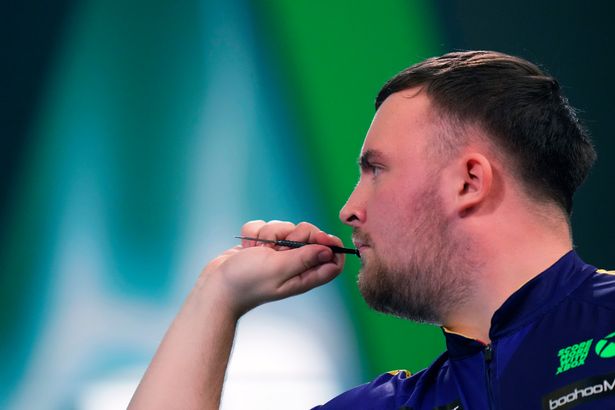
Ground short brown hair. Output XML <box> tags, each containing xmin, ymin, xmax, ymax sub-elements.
<box><xmin>376</xmin><ymin>51</ymin><xmax>596</xmax><ymax>214</ymax></box>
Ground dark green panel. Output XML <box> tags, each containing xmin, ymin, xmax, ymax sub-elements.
<box><xmin>434</xmin><ymin>0</ymin><xmax>615</xmax><ymax>268</ymax></box>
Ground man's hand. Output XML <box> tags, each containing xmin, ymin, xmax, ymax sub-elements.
<box><xmin>198</xmin><ymin>220</ymin><xmax>346</xmax><ymax>318</ymax></box>
<box><xmin>129</xmin><ymin>220</ymin><xmax>346</xmax><ymax>410</ymax></box>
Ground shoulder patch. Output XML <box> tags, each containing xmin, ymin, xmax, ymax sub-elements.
<box><xmin>596</xmin><ymin>269</ymin><xmax>615</xmax><ymax>276</ymax></box>
<box><xmin>387</xmin><ymin>369</ymin><xmax>412</xmax><ymax>378</ymax></box>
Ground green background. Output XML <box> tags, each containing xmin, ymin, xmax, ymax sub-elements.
<box><xmin>1</xmin><ymin>1</ymin><xmax>614</xmax><ymax>408</ymax></box>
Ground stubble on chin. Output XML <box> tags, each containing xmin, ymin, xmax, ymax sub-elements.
<box><xmin>358</xmin><ymin>250</ymin><xmax>446</xmax><ymax>324</ymax></box>
<box><xmin>356</xmin><ymin>191</ymin><xmax>477</xmax><ymax>325</ymax></box>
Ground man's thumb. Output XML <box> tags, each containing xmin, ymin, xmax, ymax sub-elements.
<box><xmin>277</xmin><ymin>245</ymin><xmax>333</xmax><ymax>279</ymax></box>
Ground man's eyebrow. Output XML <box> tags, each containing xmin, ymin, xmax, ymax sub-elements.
<box><xmin>358</xmin><ymin>149</ymin><xmax>386</xmax><ymax>169</ymax></box>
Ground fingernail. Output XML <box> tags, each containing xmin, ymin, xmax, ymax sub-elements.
<box><xmin>318</xmin><ymin>250</ymin><xmax>333</xmax><ymax>263</ymax></box>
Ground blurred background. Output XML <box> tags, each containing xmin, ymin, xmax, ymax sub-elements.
<box><xmin>2</xmin><ymin>0</ymin><xmax>614</xmax><ymax>408</ymax></box>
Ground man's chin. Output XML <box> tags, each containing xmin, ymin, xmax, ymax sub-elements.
<box><xmin>356</xmin><ymin>268</ymin><xmax>369</xmax><ymax>294</ymax></box>
<box><xmin>357</xmin><ymin>265</ymin><xmax>382</xmax><ymax>302</ymax></box>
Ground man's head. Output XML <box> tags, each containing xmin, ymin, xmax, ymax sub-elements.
<box><xmin>376</xmin><ymin>50</ymin><xmax>596</xmax><ymax>215</ymax></box>
<box><xmin>340</xmin><ymin>51</ymin><xmax>596</xmax><ymax>325</ymax></box>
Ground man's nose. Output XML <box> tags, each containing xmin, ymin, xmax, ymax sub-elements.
<box><xmin>339</xmin><ymin>187</ymin><xmax>366</xmax><ymax>227</ymax></box>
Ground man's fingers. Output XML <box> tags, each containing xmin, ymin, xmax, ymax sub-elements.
<box><xmin>269</xmin><ymin>244</ymin><xmax>336</xmax><ymax>282</ymax></box>
<box><xmin>278</xmin><ymin>262</ymin><xmax>342</xmax><ymax>297</ymax></box>
<box><xmin>256</xmin><ymin>221</ymin><xmax>296</xmax><ymax>242</ymax></box>
<box><xmin>240</xmin><ymin>220</ymin><xmax>346</xmax><ymax>289</ymax></box>
<box><xmin>240</xmin><ymin>221</ymin><xmax>345</xmax><ymax>252</ymax></box>
<box><xmin>240</xmin><ymin>220</ymin><xmax>298</xmax><ymax>248</ymax></box>
<box><xmin>272</xmin><ymin>245</ymin><xmax>342</xmax><ymax>296</ymax></box>
<box><xmin>286</xmin><ymin>224</ymin><xmax>344</xmax><ymax>248</ymax></box>
<box><xmin>284</xmin><ymin>222</ymin><xmax>321</xmax><ymax>244</ymax></box>
<box><xmin>240</xmin><ymin>220</ymin><xmax>266</xmax><ymax>247</ymax></box>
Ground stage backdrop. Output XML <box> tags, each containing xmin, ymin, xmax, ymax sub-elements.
<box><xmin>1</xmin><ymin>1</ymin><xmax>613</xmax><ymax>408</ymax></box>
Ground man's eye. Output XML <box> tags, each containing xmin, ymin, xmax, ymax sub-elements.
<box><xmin>370</xmin><ymin>166</ymin><xmax>382</xmax><ymax>177</ymax></box>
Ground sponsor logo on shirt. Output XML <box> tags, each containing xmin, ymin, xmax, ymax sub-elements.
<box><xmin>542</xmin><ymin>372</ymin><xmax>615</xmax><ymax>410</ymax></box>
<box><xmin>556</xmin><ymin>339</ymin><xmax>592</xmax><ymax>375</ymax></box>
<box><xmin>555</xmin><ymin>329</ymin><xmax>615</xmax><ymax>375</ymax></box>
<box><xmin>595</xmin><ymin>331</ymin><xmax>615</xmax><ymax>359</ymax></box>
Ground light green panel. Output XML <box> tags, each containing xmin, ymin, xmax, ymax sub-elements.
<box><xmin>253</xmin><ymin>0</ymin><xmax>446</xmax><ymax>377</ymax></box>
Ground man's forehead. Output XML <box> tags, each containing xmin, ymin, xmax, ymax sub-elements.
<box><xmin>361</xmin><ymin>90</ymin><xmax>435</xmax><ymax>155</ymax></box>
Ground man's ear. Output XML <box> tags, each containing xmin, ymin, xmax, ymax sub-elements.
<box><xmin>455</xmin><ymin>153</ymin><xmax>493</xmax><ymax>216</ymax></box>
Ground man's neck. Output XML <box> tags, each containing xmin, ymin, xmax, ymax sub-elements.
<box><xmin>442</xmin><ymin>208</ymin><xmax>572</xmax><ymax>343</ymax></box>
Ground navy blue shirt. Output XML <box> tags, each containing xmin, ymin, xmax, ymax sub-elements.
<box><xmin>314</xmin><ymin>251</ymin><xmax>615</xmax><ymax>409</ymax></box>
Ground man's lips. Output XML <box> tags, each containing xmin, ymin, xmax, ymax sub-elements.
<box><xmin>354</xmin><ymin>243</ymin><xmax>369</xmax><ymax>251</ymax></box>
<box><xmin>352</xmin><ymin>238</ymin><xmax>370</xmax><ymax>251</ymax></box>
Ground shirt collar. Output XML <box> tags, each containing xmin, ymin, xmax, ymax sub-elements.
<box><xmin>443</xmin><ymin>250</ymin><xmax>596</xmax><ymax>358</ymax></box>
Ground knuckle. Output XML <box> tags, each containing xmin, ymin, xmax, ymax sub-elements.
<box><xmin>302</xmin><ymin>256</ymin><xmax>314</xmax><ymax>271</ymax></box>
<box><xmin>266</xmin><ymin>219</ymin><xmax>285</xmax><ymax>224</ymax></box>
<box><xmin>297</xmin><ymin>221</ymin><xmax>316</xmax><ymax>230</ymax></box>
<box><xmin>261</xmin><ymin>221</ymin><xmax>294</xmax><ymax>239</ymax></box>
<box><xmin>242</xmin><ymin>220</ymin><xmax>265</xmax><ymax>233</ymax></box>
<box><xmin>245</xmin><ymin>219</ymin><xmax>265</xmax><ymax>225</ymax></box>
<box><xmin>265</xmin><ymin>220</ymin><xmax>294</xmax><ymax>228</ymax></box>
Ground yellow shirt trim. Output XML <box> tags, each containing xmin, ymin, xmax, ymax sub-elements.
<box><xmin>387</xmin><ymin>369</ymin><xmax>411</xmax><ymax>378</ymax></box>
